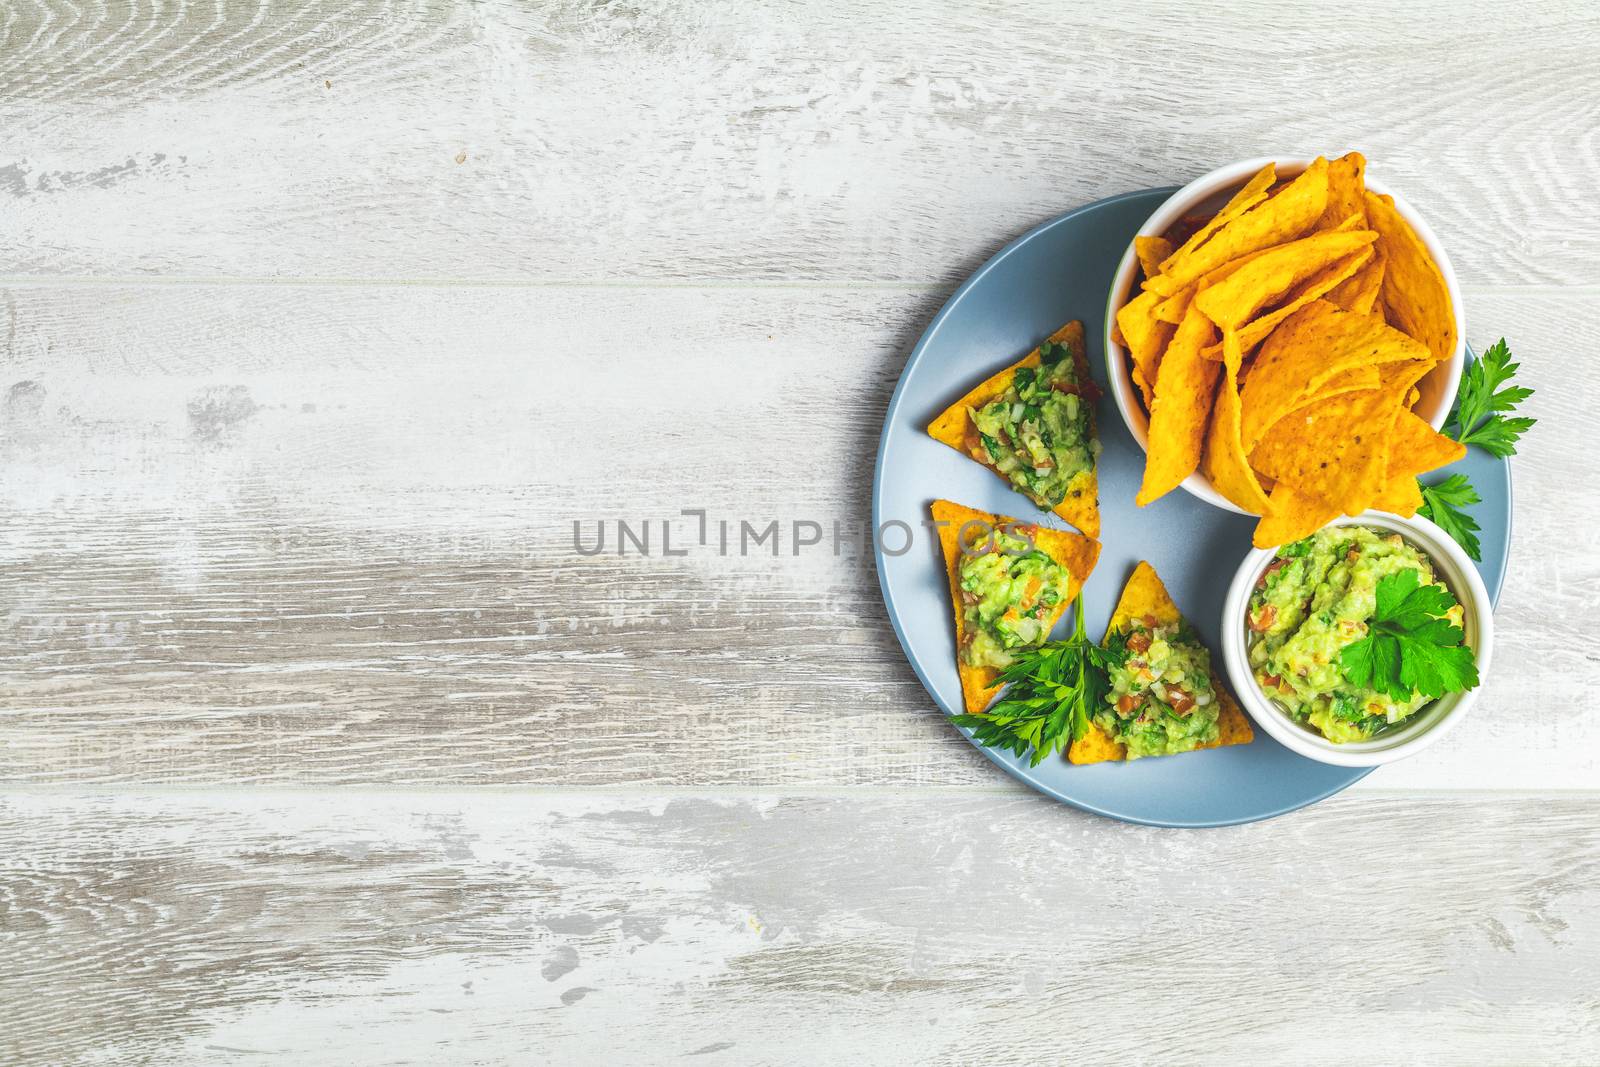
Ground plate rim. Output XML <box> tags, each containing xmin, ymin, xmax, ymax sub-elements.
<box><xmin>870</xmin><ymin>188</ymin><xmax>1512</xmax><ymax>828</ymax></box>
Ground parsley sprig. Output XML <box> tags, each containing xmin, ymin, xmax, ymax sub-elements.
<box><xmin>1418</xmin><ymin>339</ymin><xmax>1534</xmax><ymax>561</ymax></box>
<box><xmin>1418</xmin><ymin>474</ymin><xmax>1482</xmax><ymax>561</ymax></box>
<box><xmin>1339</xmin><ymin>568</ymin><xmax>1478</xmax><ymax>703</ymax></box>
<box><xmin>949</xmin><ymin>599</ymin><xmax>1125</xmax><ymax>766</ymax></box>
<box><xmin>1445</xmin><ymin>339</ymin><xmax>1535</xmax><ymax>457</ymax></box>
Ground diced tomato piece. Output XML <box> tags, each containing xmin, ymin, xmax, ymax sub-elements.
<box><xmin>1167</xmin><ymin>687</ymin><xmax>1195</xmax><ymax>715</ymax></box>
<box><xmin>1050</xmin><ymin>378</ymin><xmax>1093</xmax><ymax>399</ymax></box>
<box><xmin>1126</xmin><ymin>631</ymin><xmax>1151</xmax><ymax>654</ymax></box>
<box><xmin>1116</xmin><ymin>694</ymin><xmax>1138</xmax><ymax>715</ymax></box>
<box><xmin>1249</xmin><ymin>605</ymin><xmax>1277</xmax><ymax>632</ymax></box>
<box><xmin>963</xmin><ymin>419</ymin><xmax>984</xmax><ymax>457</ymax></box>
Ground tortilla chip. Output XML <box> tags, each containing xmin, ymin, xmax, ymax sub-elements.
<box><xmin>1250</xmin><ymin>359</ymin><xmax>1434</xmax><ymax>516</ymax></box>
<box><xmin>1135</xmin><ymin>236</ymin><xmax>1174</xmax><ymax>279</ymax></box>
<box><xmin>1371</xmin><ymin>473</ymin><xmax>1423</xmax><ymax>517</ymax></box>
<box><xmin>1385</xmin><ymin>406</ymin><xmax>1466</xmax><ymax>481</ymax></box>
<box><xmin>1149</xmin><ymin>163</ymin><xmax>1277</xmax><ymax>292</ymax></box>
<box><xmin>1116</xmin><ymin>292</ymin><xmax>1175</xmax><ymax>413</ymax></box>
<box><xmin>931</xmin><ymin>499</ymin><xmax>1101</xmax><ymax>714</ymax></box>
<box><xmin>1067</xmin><ymin>562</ymin><xmax>1253</xmax><ymax>763</ymax></box>
<box><xmin>1147</xmin><ymin>158</ymin><xmax>1329</xmax><ymax>295</ymax></box>
<box><xmin>1242</xmin><ymin>365</ymin><xmax>1379</xmax><ymax>455</ymax></box>
<box><xmin>1253</xmin><ymin>482</ymin><xmax>1339</xmax><ymax>548</ymax></box>
<box><xmin>927</xmin><ymin>321</ymin><xmax>1100</xmax><ymax>538</ymax></box>
<box><xmin>1302</xmin><ymin>365</ymin><xmax>1380</xmax><ymax>402</ymax></box>
<box><xmin>1238</xmin><ymin>299</ymin><xmax>1431</xmax><ymax>454</ymax></box>
<box><xmin>1325</xmin><ymin>247</ymin><xmax>1386</xmax><ymax>315</ymax></box>
<box><xmin>1362</xmin><ymin>394</ymin><xmax>1456</xmax><ymax>523</ymax></box>
<box><xmin>1202</xmin><ymin>330</ymin><xmax>1273</xmax><ymax>513</ymax></box>
<box><xmin>1193</xmin><ymin>229</ymin><xmax>1377</xmax><ymax>331</ymax></box>
<box><xmin>1317</xmin><ymin>151</ymin><xmax>1367</xmax><ymax>231</ymax></box>
<box><xmin>1152</xmin><ymin>284</ymin><xmax>1195</xmax><ymax>325</ymax></box>
<box><xmin>1365</xmin><ymin>190</ymin><xmax>1457</xmax><ymax>362</ymax></box>
<box><xmin>1198</xmin><ymin>246</ymin><xmax>1375</xmax><ymax>363</ymax></box>
<box><xmin>1136</xmin><ymin>303</ymin><xmax>1219</xmax><ymax>506</ymax></box>
<box><xmin>1150</xmin><ymin>246</ymin><xmax>1279</xmax><ymax>323</ymax></box>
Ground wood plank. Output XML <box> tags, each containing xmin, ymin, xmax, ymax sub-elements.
<box><xmin>3</xmin><ymin>790</ymin><xmax>1598</xmax><ymax>1065</ymax></box>
<box><xmin>1</xmin><ymin>1</ymin><xmax>1597</xmax><ymax>284</ymax></box>
<box><xmin>0</xmin><ymin>284</ymin><xmax>1589</xmax><ymax>789</ymax></box>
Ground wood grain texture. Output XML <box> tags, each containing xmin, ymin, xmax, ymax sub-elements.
<box><xmin>2</xmin><ymin>285</ymin><xmax>1593</xmax><ymax>789</ymax></box>
<box><xmin>4</xmin><ymin>791</ymin><xmax>1599</xmax><ymax>1066</ymax></box>
<box><xmin>2</xmin><ymin>1</ymin><xmax>1598</xmax><ymax>1059</ymax></box>
<box><xmin>1</xmin><ymin>0</ymin><xmax>1597</xmax><ymax>284</ymax></box>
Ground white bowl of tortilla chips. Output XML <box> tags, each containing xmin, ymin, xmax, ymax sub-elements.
<box><xmin>1103</xmin><ymin>154</ymin><xmax>1466</xmax><ymax>545</ymax></box>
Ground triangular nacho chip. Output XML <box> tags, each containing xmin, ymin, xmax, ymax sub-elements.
<box><xmin>931</xmin><ymin>499</ymin><xmax>1101</xmax><ymax>714</ymax></box>
<box><xmin>1147</xmin><ymin>158</ymin><xmax>1329</xmax><ymax>296</ymax></box>
<box><xmin>1250</xmin><ymin>358</ymin><xmax>1435</xmax><ymax>516</ymax></box>
<box><xmin>1253</xmin><ymin>481</ymin><xmax>1339</xmax><ymax>548</ymax></box>
<box><xmin>927</xmin><ymin>321</ymin><xmax>1100</xmax><ymax>538</ymax></box>
<box><xmin>1116</xmin><ymin>292</ymin><xmax>1174</xmax><ymax>413</ymax></box>
<box><xmin>1387</xmin><ymin>407</ymin><xmax>1467</xmax><ymax>481</ymax></box>
<box><xmin>1135</xmin><ymin>236</ymin><xmax>1174</xmax><ymax>278</ymax></box>
<box><xmin>1370</xmin><ymin>472</ymin><xmax>1423</xmax><ymax>517</ymax></box>
<box><xmin>1317</xmin><ymin>151</ymin><xmax>1368</xmax><ymax>231</ymax></box>
<box><xmin>1197</xmin><ymin>245</ymin><xmax>1375</xmax><ymax>363</ymax></box>
<box><xmin>1193</xmin><ymin>229</ymin><xmax>1378</xmax><ymax>332</ymax></box>
<box><xmin>1136</xmin><ymin>303</ymin><xmax>1219</xmax><ymax>507</ymax></box>
<box><xmin>1202</xmin><ymin>329</ymin><xmax>1273</xmax><ymax>513</ymax></box>
<box><xmin>1238</xmin><ymin>299</ymin><xmax>1431</xmax><ymax>454</ymax></box>
<box><xmin>1068</xmin><ymin>562</ymin><xmax>1253</xmax><ymax>763</ymax></box>
<box><xmin>1325</xmin><ymin>246</ymin><xmax>1386</xmax><ymax>316</ymax></box>
<box><xmin>1146</xmin><ymin>163</ymin><xmax>1278</xmax><ymax>295</ymax></box>
<box><xmin>1364</xmin><ymin>190</ymin><xmax>1457</xmax><ymax>362</ymax></box>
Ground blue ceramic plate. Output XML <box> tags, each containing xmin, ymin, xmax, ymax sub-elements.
<box><xmin>872</xmin><ymin>189</ymin><xmax>1511</xmax><ymax>827</ymax></box>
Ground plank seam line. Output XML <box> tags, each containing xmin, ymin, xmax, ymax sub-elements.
<box><xmin>0</xmin><ymin>784</ymin><xmax>1592</xmax><ymax>800</ymax></box>
<box><xmin>0</xmin><ymin>276</ymin><xmax>1592</xmax><ymax>296</ymax></box>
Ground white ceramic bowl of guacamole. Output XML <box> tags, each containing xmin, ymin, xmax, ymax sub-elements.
<box><xmin>1221</xmin><ymin>512</ymin><xmax>1494</xmax><ymax>767</ymax></box>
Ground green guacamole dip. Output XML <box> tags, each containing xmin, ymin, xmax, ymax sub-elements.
<box><xmin>967</xmin><ymin>340</ymin><xmax>1100</xmax><ymax>510</ymax></box>
<box><xmin>1096</xmin><ymin>618</ymin><xmax>1220</xmax><ymax>759</ymax></box>
<box><xmin>1247</xmin><ymin>525</ymin><xmax>1458</xmax><ymax>742</ymax></box>
<box><xmin>957</xmin><ymin>527</ymin><xmax>1072</xmax><ymax>670</ymax></box>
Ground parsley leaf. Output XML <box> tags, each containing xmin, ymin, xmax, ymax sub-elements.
<box><xmin>949</xmin><ymin>598</ymin><xmax>1122</xmax><ymax>767</ymax></box>
<box><xmin>1340</xmin><ymin>627</ymin><xmax>1405</xmax><ymax>702</ymax></box>
<box><xmin>1417</xmin><ymin>472</ymin><xmax>1482</xmax><ymax>562</ymax></box>
<box><xmin>1338</xmin><ymin>569</ymin><xmax>1479</xmax><ymax>704</ymax></box>
<box><xmin>1446</xmin><ymin>338</ymin><xmax>1536</xmax><ymax>457</ymax></box>
<box><xmin>1416</xmin><ymin>340</ymin><xmax>1534</xmax><ymax>560</ymax></box>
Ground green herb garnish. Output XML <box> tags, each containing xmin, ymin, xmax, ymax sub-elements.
<box><xmin>1338</xmin><ymin>568</ymin><xmax>1478</xmax><ymax>703</ymax></box>
<box><xmin>1416</xmin><ymin>338</ymin><xmax>1534</xmax><ymax>561</ymax></box>
<box><xmin>1418</xmin><ymin>474</ymin><xmax>1483</xmax><ymax>562</ymax></box>
<box><xmin>1445</xmin><ymin>338</ymin><xmax>1536</xmax><ymax>457</ymax></box>
<box><xmin>950</xmin><ymin>598</ymin><xmax>1124</xmax><ymax>766</ymax></box>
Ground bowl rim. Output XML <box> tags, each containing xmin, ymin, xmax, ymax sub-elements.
<box><xmin>1102</xmin><ymin>154</ymin><xmax>1468</xmax><ymax>514</ymax></box>
<box><xmin>1218</xmin><ymin>511</ymin><xmax>1495</xmax><ymax>767</ymax></box>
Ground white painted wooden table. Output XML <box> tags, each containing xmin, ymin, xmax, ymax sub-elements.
<box><xmin>2</xmin><ymin>2</ymin><xmax>1598</xmax><ymax>1063</ymax></box>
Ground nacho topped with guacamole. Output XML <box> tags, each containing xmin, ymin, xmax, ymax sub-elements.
<box><xmin>1069</xmin><ymin>562</ymin><xmax>1253</xmax><ymax>763</ymax></box>
<box><xmin>931</xmin><ymin>499</ymin><xmax>1100</xmax><ymax>714</ymax></box>
<box><xmin>929</xmin><ymin>321</ymin><xmax>1101</xmax><ymax>538</ymax></box>
<box><xmin>968</xmin><ymin>344</ymin><xmax>1099</xmax><ymax>510</ymax></box>
<box><xmin>1247</xmin><ymin>525</ymin><xmax>1462</xmax><ymax>742</ymax></box>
